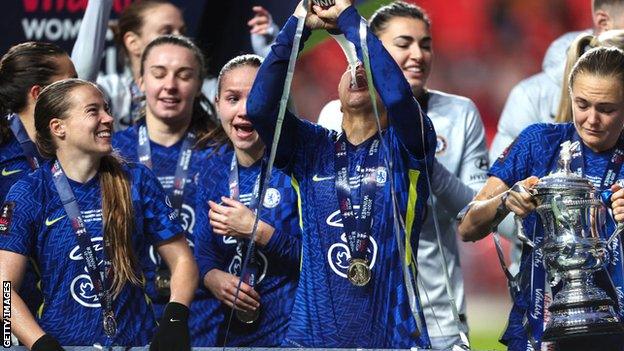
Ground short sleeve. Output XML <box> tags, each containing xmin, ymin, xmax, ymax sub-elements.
<box><xmin>136</xmin><ymin>165</ymin><xmax>183</xmax><ymax>244</ymax></box>
<box><xmin>0</xmin><ymin>179</ymin><xmax>39</xmax><ymax>256</ymax></box>
<box><xmin>489</xmin><ymin>124</ymin><xmax>541</xmax><ymax>187</ymax></box>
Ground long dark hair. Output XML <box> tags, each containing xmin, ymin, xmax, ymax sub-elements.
<box><xmin>0</xmin><ymin>42</ymin><xmax>67</xmax><ymax>145</ymax></box>
<box><xmin>35</xmin><ymin>78</ymin><xmax>141</xmax><ymax>297</ymax></box>
<box><xmin>140</xmin><ymin>35</ymin><xmax>226</xmax><ymax>149</ymax></box>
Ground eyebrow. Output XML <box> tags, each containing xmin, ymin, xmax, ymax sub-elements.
<box><xmin>149</xmin><ymin>65</ymin><xmax>196</xmax><ymax>72</ymax></box>
<box><xmin>83</xmin><ymin>102</ymin><xmax>100</xmax><ymax>111</ymax></box>
<box><xmin>395</xmin><ymin>35</ymin><xmax>432</xmax><ymax>42</ymax></box>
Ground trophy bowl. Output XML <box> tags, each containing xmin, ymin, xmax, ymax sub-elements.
<box><xmin>531</xmin><ymin>141</ymin><xmax>624</xmax><ymax>341</ymax></box>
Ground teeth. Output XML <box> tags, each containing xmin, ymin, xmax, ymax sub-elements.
<box><xmin>96</xmin><ymin>131</ymin><xmax>111</xmax><ymax>138</ymax></box>
<box><xmin>406</xmin><ymin>67</ymin><xmax>422</xmax><ymax>73</ymax></box>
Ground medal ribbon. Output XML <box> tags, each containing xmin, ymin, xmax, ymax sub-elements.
<box><xmin>227</xmin><ymin>154</ymin><xmax>263</xmax><ymax>273</ymax></box>
<box><xmin>50</xmin><ymin>160</ymin><xmax>115</xmax><ymax>337</ymax></box>
<box><xmin>7</xmin><ymin>113</ymin><xmax>39</xmax><ymax>170</ymax></box>
<box><xmin>137</xmin><ymin>124</ymin><xmax>196</xmax><ymax>217</ymax></box>
<box><xmin>334</xmin><ymin>134</ymin><xmax>380</xmax><ymax>261</ymax></box>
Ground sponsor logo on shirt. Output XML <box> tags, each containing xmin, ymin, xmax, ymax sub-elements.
<box><xmin>226</xmin><ymin>241</ymin><xmax>268</xmax><ymax>284</ymax></box>
<box><xmin>262</xmin><ymin>188</ymin><xmax>281</xmax><ymax>208</ymax></box>
<box><xmin>325</xmin><ymin>207</ymin><xmax>379</xmax><ymax>279</ymax></box>
<box><xmin>45</xmin><ymin>215</ymin><xmax>66</xmax><ymax>227</ymax></box>
<box><xmin>1</xmin><ymin>168</ymin><xmax>21</xmax><ymax>177</ymax></box>
<box><xmin>69</xmin><ymin>237</ymin><xmax>105</xmax><ymax>308</ymax></box>
<box><xmin>0</xmin><ymin>202</ymin><xmax>15</xmax><ymax>235</ymax></box>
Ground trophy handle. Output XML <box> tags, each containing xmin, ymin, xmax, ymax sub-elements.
<box><xmin>607</xmin><ymin>223</ymin><xmax>624</xmax><ymax>246</ymax></box>
<box><xmin>515</xmin><ymin>215</ymin><xmax>536</xmax><ymax>248</ymax></box>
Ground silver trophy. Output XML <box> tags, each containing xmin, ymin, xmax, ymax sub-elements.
<box><xmin>525</xmin><ymin>140</ymin><xmax>624</xmax><ymax>341</ymax></box>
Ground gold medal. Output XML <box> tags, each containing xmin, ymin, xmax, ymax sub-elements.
<box><xmin>347</xmin><ymin>258</ymin><xmax>371</xmax><ymax>286</ymax></box>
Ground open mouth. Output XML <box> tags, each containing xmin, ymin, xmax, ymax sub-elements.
<box><xmin>233</xmin><ymin>122</ymin><xmax>255</xmax><ymax>139</ymax></box>
<box><xmin>350</xmin><ymin>71</ymin><xmax>368</xmax><ymax>91</ymax></box>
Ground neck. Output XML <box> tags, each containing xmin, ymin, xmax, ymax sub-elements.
<box><xmin>341</xmin><ymin>109</ymin><xmax>387</xmax><ymax>145</ymax></box>
<box><xmin>130</xmin><ymin>58</ymin><xmax>141</xmax><ymax>85</ymax></box>
<box><xmin>56</xmin><ymin>149</ymin><xmax>101</xmax><ymax>183</ymax></box>
<box><xmin>235</xmin><ymin>143</ymin><xmax>265</xmax><ymax>167</ymax></box>
<box><xmin>145</xmin><ymin>111</ymin><xmax>192</xmax><ymax>147</ymax></box>
<box><xmin>17</xmin><ymin>107</ymin><xmax>37</xmax><ymax>142</ymax></box>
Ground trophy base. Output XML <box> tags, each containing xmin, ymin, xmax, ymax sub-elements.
<box><xmin>542</xmin><ymin>299</ymin><xmax>624</xmax><ymax>341</ymax></box>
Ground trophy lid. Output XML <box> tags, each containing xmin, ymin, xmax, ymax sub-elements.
<box><xmin>534</xmin><ymin>140</ymin><xmax>595</xmax><ymax>194</ymax></box>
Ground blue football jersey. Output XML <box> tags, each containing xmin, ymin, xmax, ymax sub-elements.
<box><xmin>113</xmin><ymin>122</ymin><xmax>215</xmax><ymax>345</ymax></box>
<box><xmin>0</xmin><ymin>161</ymin><xmax>181</xmax><ymax>346</ymax></box>
<box><xmin>0</xmin><ymin>135</ymin><xmax>42</xmax><ymax>318</ymax></box>
<box><xmin>194</xmin><ymin>147</ymin><xmax>301</xmax><ymax>346</ymax></box>
<box><xmin>246</xmin><ymin>8</ymin><xmax>436</xmax><ymax>348</ymax></box>
<box><xmin>490</xmin><ymin>123</ymin><xmax>624</xmax><ymax>351</ymax></box>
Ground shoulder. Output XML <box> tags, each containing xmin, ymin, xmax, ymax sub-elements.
<box><xmin>112</xmin><ymin>125</ymin><xmax>139</xmax><ymax>155</ymax></box>
<box><xmin>6</xmin><ymin>166</ymin><xmax>46</xmax><ymax>200</ymax></box>
<box><xmin>428</xmin><ymin>90</ymin><xmax>480</xmax><ymax>117</ymax></box>
<box><xmin>0</xmin><ymin>136</ymin><xmax>21</xmax><ymax>162</ymax></box>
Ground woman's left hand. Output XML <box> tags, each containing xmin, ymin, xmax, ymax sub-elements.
<box><xmin>208</xmin><ymin>197</ymin><xmax>256</xmax><ymax>238</ymax></box>
<box><xmin>611</xmin><ymin>183</ymin><xmax>624</xmax><ymax>222</ymax></box>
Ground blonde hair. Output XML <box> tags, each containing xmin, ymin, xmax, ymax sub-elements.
<box><xmin>34</xmin><ymin>78</ymin><xmax>141</xmax><ymax>297</ymax></box>
<box><xmin>556</xmin><ymin>30</ymin><xmax>624</xmax><ymax>123</ymax></box>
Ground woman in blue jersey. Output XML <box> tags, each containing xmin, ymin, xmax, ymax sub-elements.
<box><xmin>193</xmin><ymin>54</ymin><xmax>300</xmax><ymax>346</ymax></box>
<box><xmin>0</xmin><ymin>79</ymin><xmax>198</xmax><ymax>349</ymax></box>
<box><xmin>246</xmin><ymin>0</ymin><xmax>436</xmax><ymax>348</ymax></box>
<box><xmin>317</xmin><ymin>2</ymin><xmax>488</xmax><ymax>348</ymax></box>
<box><xmin>458</xmin><ymin>47</ymin><xmax>624</xmax><ymax>351</ymax></box>
<box><xmin>0</xmin><ymin>42</ymin><xmax>78</xmax><ymax>329</ymax></box>
<box><xmin>112</xmin><ymin>35</ymin><xmax>225</xmax><ymax>346</ymax></box>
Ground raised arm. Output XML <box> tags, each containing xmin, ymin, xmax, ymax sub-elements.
<box><xmin>331</xmin><ymin>5</ymin><xmax>434</xmax><ymax>158</ymax></box>
<box><xmin>71</xmin><ymin>0</ymin><xmax>113</xmax><ymax>82</ymax></box>
<box><xmin>246</xmin><ymin>10</ymin><xmax>312</xmax><ymax>169</ymax></box>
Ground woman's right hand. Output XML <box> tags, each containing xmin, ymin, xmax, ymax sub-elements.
<box><xmin>505</xmin><ymin>176</ymin><xmax>539</xmax><ymax>218</ymax></box>
<box><xmin>203</xmin><ymin>269</ymin><xmax>260</xmax><ymax>312</ymax></box>
<box><xmin>293</xmin><ymin>1</ymin><xmax>336</xmax><ymax>30</ymax></box>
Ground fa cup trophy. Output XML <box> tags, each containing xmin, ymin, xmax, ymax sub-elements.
<box><xmin>528</xmin><ymin>140</ymin><xmax>624</xmax><ymax>341</ymax></box>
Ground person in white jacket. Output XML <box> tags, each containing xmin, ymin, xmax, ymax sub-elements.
<box><xmin>317</xmin><ymin>2</ymin><xmax>488</xmax><ymax>349</ymax></box>
<box><xmin>71</xmin><ymin>0</ymin><xmax>278</xmax><ymax>131</ymax></box>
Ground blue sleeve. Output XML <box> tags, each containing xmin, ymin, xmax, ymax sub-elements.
<box><xmin>246</xmin><ymin>16</ymin><xmax>313</xmax><ymax>170</ymax></box>
<box><xmin>137</xmin><ymin>165</ymin><xmax>183</xmax><ymax>244</ymax></box>
<box><xmin>0</xmin><ymin>179</ymin><xmax>39</xmax><ymax>256</ymax></box>
<box><xmin>336</xmin><ymin>6</ymin><xmax>436</xmax><ymax>159</ymax></box>
<box><xmin>193</xmin><ymin>170</ymin><xmax>226</xmax><ymax>281</ymax></box>
<box><xmin>263</xmin><ymin>227</ymin><xmax>300</xmax><ymax>267</ymax></box>
<box><xmin>489</xmin><ymin>124</ymin><xmax>540</xmax><ymax>187</ymax></box>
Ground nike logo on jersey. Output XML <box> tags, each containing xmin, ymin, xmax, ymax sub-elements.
<box><xmin>312</xmin><ymin>174</ymin><xmax>334</xmax><ymax>182</ymax></box>
<box><xmin>45</xmin><ymin>215</ymin><xmax>66</xmax><ymax>227</ymax></box>
<box><xmin>1</xmin><ymin>168</ymin><xmax>22</xmax><ymax>176</ymax></box>
<box><xmin>170</xmin><ymin>318</ymin><xmax>180</xmax><ymax>322</ymax></box>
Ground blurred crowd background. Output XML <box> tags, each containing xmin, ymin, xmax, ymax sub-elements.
<box><xmin>1</xmin><ymin>0</ymin><xmax>596</xmax><ymax>349</ymax></box>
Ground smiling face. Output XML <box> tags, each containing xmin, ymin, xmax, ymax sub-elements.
<box><xmin>141</xmin><ymin>43</ymin><xmax>201</xmax><ymax>125</ymax></box>
<box><xmin>58</xmin><ymin>85</ymin><xmax>114</xmax><ymax>156</ymax></box>
<box><xmin>377</xmin><ymin>16</ymin><xmax>432</xmax><ymax>96</ymax></box>
<box><xmin>572</xmin><ymin>73</ymin><xmax>624</xmax><ymax>152</ymax></box>
<box><xmin>215</xmin><ymin>64</ymin><xmax>262</xmax><ymax>153</ymax></box>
